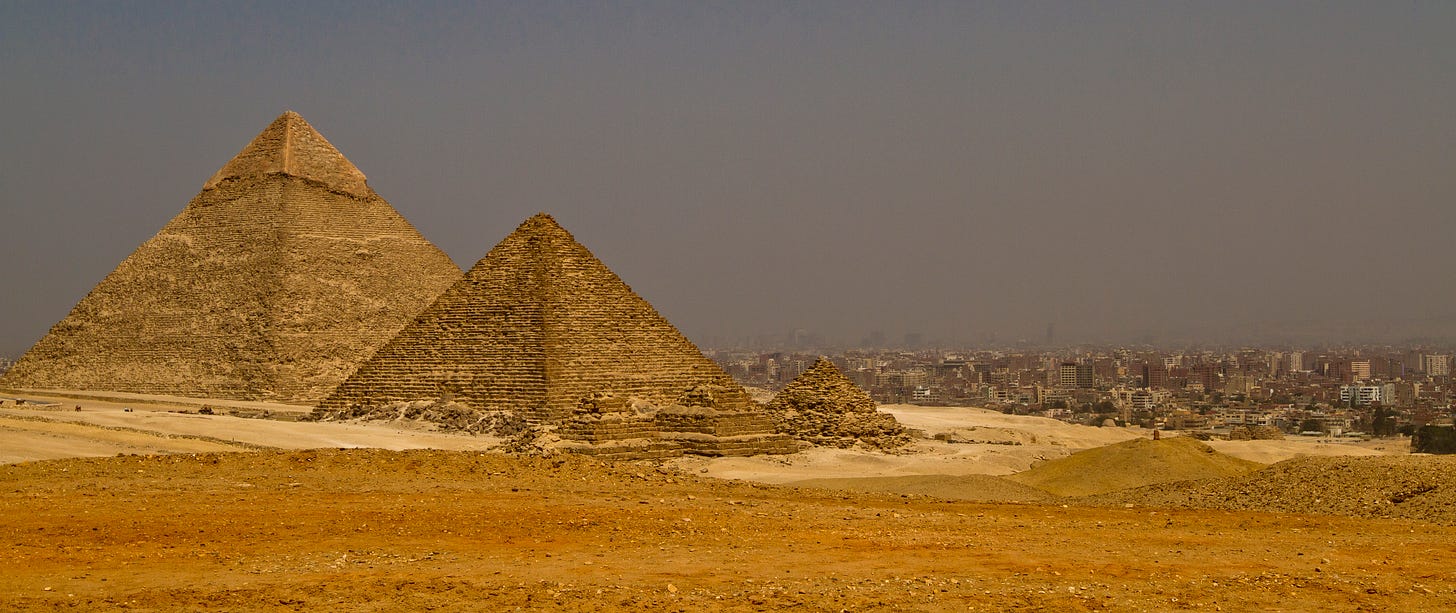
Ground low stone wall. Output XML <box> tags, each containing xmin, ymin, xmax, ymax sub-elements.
<box><xmin>558</xmin><ymin>415</ymin><xmax>659</xmax><ymax>442</ymax></box>
<box><xmin>556</xmin><ymin>406</ymin><xmax>801</xmax><ymax>459</ymax></box>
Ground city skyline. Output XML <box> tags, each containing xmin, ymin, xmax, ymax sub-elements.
<box><xmin>4</xmin><ymin>3</ymin><xmax>1455</xmax><ymax>357</ymax></box>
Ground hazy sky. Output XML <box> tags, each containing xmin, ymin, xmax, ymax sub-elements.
<box><xmin>3</xmin><ymin>2</ymin><xmax>1454</xmax><ymax>355</ymax></box>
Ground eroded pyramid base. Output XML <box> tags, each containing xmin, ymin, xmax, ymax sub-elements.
<box><xmin>313</xmin><ymin>394</ymin><xmax>804</xmax><ymax>460</ymax></box>
<box><xmin>557</xmin><ymin>406</ymin><xmax>802</xmax><ymax>460</ymax></box>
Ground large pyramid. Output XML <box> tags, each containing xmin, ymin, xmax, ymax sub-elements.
<box><xmin>0</xmin><ymin>112</ymin><xmax>463</xmax><ymax>403</ymax></box>
<box><xmin>318</xmin><ymin>213</ymin><xmax>797</xmax><ymax>458</ymax></box>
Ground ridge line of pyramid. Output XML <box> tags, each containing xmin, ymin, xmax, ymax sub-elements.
<box><xmin>281</xmin><ymin>112</ymin><xmax>295</xmax><ymax>175</ymax></box>
<box><xmin>202</xmin><ymin>111</ymin><xmax>371</xmax><ymax>197</ymax></box>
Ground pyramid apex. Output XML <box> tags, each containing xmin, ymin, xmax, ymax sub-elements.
<box><xmin>808</xmin><ymin>356</ymin><xmax>840</xmax><ymax>370</ymax></box>
<box><xmin>513</xmin><ymin>213</ymin><xmax>573</xmax><ymax>237</ymax></box>
<box><xmin>523</xmin><ymin>212</ymin><xmax>560</xmax><ymax>225</ymax></box>
<box><xmin>203</xmin><ymin>112</ymin><xmax>371</xmax><ymax>197</ymax></box>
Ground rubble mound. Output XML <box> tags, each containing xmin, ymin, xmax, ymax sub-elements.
<box><xmin>1082</xmin><ymin>454</ymin><xmax>1456</xmax><ymax>524</ymax></box>
<box><xmin>311</xmin><ymin>400</ymin><xmax>529</xmax><ymax>438</ymax></box>
<box><xmin>764</xmin><ymin>357</ymin><xmax>911</xmax><ymax>450</ymax></box>
<box><xmin>1006</xmin><ymin>436</ymin><xmax>1263</xmax><ymax>497</ymax></box>
<box><xmin>1226</xmin><ymin>426</ymin><xmax>1285</xmax><ymax>440</ymax></box>
<box><xmin>1413</xmin><ymin>425</ymin><xmax>1456</xmax><ymax>454</ymax></box>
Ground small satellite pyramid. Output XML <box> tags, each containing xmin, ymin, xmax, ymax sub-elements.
<box><xmin>0</xmin><ymin>111</ymin><xmax>463</xmax><ymax>402</ymax></box>
<box><xmin>764</xmin><ymin>357</ymin><xmax>909</xmax><ymax>449</ymax></box>
<box><xmin>318</xmin><ymin>213</ymin><xmax>797</xmax><ymax>458</ymax></box>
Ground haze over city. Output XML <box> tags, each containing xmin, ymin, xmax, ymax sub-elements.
<box><xmin>3</xmin><ymin>2</ymin><xmax>1454</xmax><ymax>355</ymax></box>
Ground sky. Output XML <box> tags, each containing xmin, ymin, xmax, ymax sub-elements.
<box><xmin>2</xmin><ymin>2</ymin><xmax>1455</xmax><ymax>355</ymax></box>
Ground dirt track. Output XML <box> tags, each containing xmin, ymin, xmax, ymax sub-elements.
<box><xmin>4</xmin><ymin>449</ymin><xmax>1455</xmax><ymax>612</ymax></box>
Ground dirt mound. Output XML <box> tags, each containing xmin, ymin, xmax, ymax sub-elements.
<box><xmin>308</xmin><ymin>399</ymin><xmax>529</xmax><ymax>438</ymax></box>
<box><xmin>1227</xmin><ymin>425</ymin><xmax>1285</xmax><ymax>440</ymax></box>
<box><xmin>933</xmin><ymin>426</ymin><xmax>1038</xmax><ymax>445</ymax></box>
<box><xmin>787</xmin><ymin>473</ymin><xmax>1053</xmax><ymax>502</ymax></box>
<box><xmin>1006</xmin><ymin>436</ymin><xmax>1264</xmax><ymax>497</ymax></box>
<box><xmin>1084</xmin><ymin>454</ymin><xmax>1456</xmax><ymax>524</ymax></box>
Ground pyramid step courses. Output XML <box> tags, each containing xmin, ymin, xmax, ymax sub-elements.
<box><xmin>0</xmin><ymin>112</ymin><xmax>462</xmax><ymax>403</ymax></box>
<box><xmin>314</xmin><ymin>213</ymin><xmax>800</xmax><ymax>459</ymax></box>
<box><xmin>764</xmin><ymin>357</ymin><xmax>911</xmax><ymax>450</ymax></box>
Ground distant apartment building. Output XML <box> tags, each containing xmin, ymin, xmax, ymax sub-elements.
<box><xmin>1288</xmin><ymin>351</ymin><xmax>1319</xmax><ymax>372</ymax></box>
<box><xmin>1423</xmin><ymin>354</ymin><xmax>1450</xmax><ymax>377</ymax></box>
<box><xmin>1042</xmin><ymin>387</ymin><xmax>1073</xmax><ymax>405</ymax></box>
<box><xmin>988</xmin><ymin>369</ymin><xmax>1016</xmax><ymax>387</ymax></box>
<box><xmin>1056</xmin><ymin>362</ymin><xmax>1095</xmax><ymax>389</ymax></box>
<box><xmin>877</xmin><ymin>369</ymin><xmax>927</xmax><ymax>388</ymax></box>
<box><xmin>1057</xmin><ymin>363</ymin><xmax>1077</xmax><ymax>388</ymax></box>
<box><xmin>1222</xmin><ymin>372</ymin><xmax>1254</xmax><ymax>395</ymax></box>
<box><xmin>1283</xmin><ymin>351</ymin><xmax>1304</xmax><ymax>374</ymax></box>
<box><xmin>1350</xmin><ymin>360</ymin><xmax>1372</xmax><ymax>382</ymax></box>
<box><xmin>1322</xmin><ymin>359</ymin><xmax>1353</xmax><ymax>381</ymax></box>
<box><xmin>1213</xmin><ymin>408</ymin><xmax>1274</xmax><ymax>427</ymax></box>
<box><xmin>911</xmin><ymin>386</ymin><xmax>939</xmax><ymax>403</ymax></box>
<box><xmin>782</xmin><ymin>358</ymin><xmax>809</xmax><ymax>383</ymax></box>
<box><xmin>1340</xmin><ymin>384</ymin><xmax>1395</xmax><ymax>406</ymax></box>
<box><xmin>1142</xmin><ymin>363</ymin><xmax>1169</xmax><ymax>389</ymax></box>
<box><xmin>1190</xmin><ymin>364</ymin><xmax>1220</xmax><ymax>391</ymax></box>
<box><xmin>1367</xmin><ymin>356</ymin><xmax>1394</xmax><ymax>379</ymax></box>
<box><xmin>1404</xmin><ymin>350</ymin><xmax>1424</xmax><ymax>373</ymax></box>
<box><xmin>1392</xmin><ymin>381</ymin><xmax>1422</xmax><ymax>407</ymax></box>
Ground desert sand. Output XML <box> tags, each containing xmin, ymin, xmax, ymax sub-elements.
<box><xmin>2</xmin><ymin>391</ymin><xmax>1449</xmax><ymax>611</ymax></box>
<box><xmin>2</xmin><ymin>393</ymin><xmax>1403</xmax><ymax>482</ymax></box>
<box><xmin>0</xmin><ymin>391</ymin><xmax>500</xmax><ymax>464</ymax></box>
<box><xmin>4</xmin><ymin>448</ymin><xmax>1455</xmax><ymax>612</ymax></box>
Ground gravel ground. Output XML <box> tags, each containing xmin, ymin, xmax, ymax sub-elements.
<box><xmin>1082</xmin><ymin>454</ymin><xmax>1456</xmax><ymax>524</ymax></box>
<box><xmin>786</xmin><ymin>473</ymin><xmax>1055</xmax><ymax>502</ymax></box>
<box><xmin>4</xmin><ymin>449</ymin><xmax>1456</xmax><ymax>611</ymax></box>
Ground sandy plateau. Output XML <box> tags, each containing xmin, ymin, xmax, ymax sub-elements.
<box><xmin>2</xmin><ymin>391</ymin><xmax>1453</xmax><ymax>611</ymax></box>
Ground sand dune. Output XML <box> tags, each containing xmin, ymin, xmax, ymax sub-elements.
<box><xmin>1007</xmin><ymin>436</ymin><xmax>1263</xmax><ymax>497</ymax></box>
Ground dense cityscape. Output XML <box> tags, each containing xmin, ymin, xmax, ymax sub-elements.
<box><xmin>10</xmin><ymin>339</ymin><xmax>1451</xmax><ymax>439</ymax></box>
<box><xmin>709</xmin><ymin>342</ymin><xmax>1456</xmax><ymax>438</ymax></box>
<box><xmin>8</xmin><ymin>341</ymin><xmax>1453</xmax><ymax>439</ymax></box>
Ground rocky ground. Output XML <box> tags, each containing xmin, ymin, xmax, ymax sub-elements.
<box><xmin>1085</xmin><ymin>454</ymin><xmax>1456</xmax><ymax>524</ymax></box>
<box><xmin>4</xmin><ymin>448</ymin><xmax>1456</xmax><ymax>612</ymax></box>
